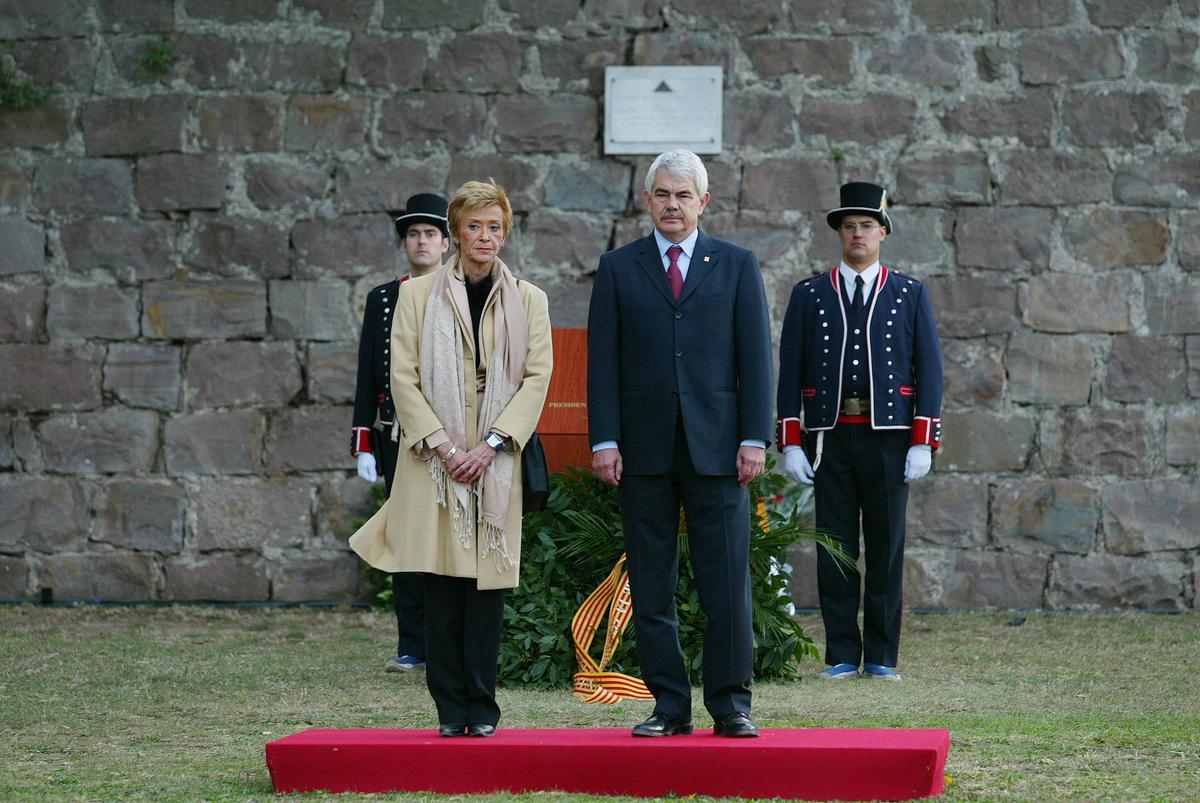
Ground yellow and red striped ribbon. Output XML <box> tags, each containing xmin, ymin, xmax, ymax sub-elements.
<box><xmin>571</xmin><ymin>552</ymin><xmax>653</xmax><ymax>704</ymax></box>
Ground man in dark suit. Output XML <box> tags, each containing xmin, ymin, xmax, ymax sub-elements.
<box><xmin>351</xmin><ymin>192</ymin><xmax>449</xmax><ymax>673</ymax></box>
<box><xmin>587</xmin><ymin>149</ymin><xmax>773</xmax><ymax>738</ymax></box>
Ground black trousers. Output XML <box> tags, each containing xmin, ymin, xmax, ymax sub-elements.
<box><xmin>421</xmin><ymin>574</ymin><xmax>506</xmax><ymax>727</ymax></box>
<box><xmin>812</xmin><ymin>424</ymin><xmax>910</xmax><ymax>668</ymax></box>
<box><xmin>618</xmin><ymin>421</ymin><xmax>754</xmax><ymax>722</ymax></box>
<box><xmin>377</xmin><ymin>430</ymin><xmax>424</xmax><ymax>659</ymax></box>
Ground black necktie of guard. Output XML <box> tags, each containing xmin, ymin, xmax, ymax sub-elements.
<box><xmin>852</xmin><ymin>275</ymin><xmax>864</xmax><ymax>314</ymax></box>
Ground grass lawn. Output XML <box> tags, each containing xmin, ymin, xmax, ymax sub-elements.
<box><xmin>1</xmin><ymin>605</ymin><xmax>1196</xmax><ymax>801</ymax></box>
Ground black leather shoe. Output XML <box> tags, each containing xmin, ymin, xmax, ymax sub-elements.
<box><xmin>466</xmin><ymin>723</ymin><xmax>496</xmax><ymax>737</ymax></box>
<box><xmin>438</xmin><ymin>723</ymin><xmax>466</xmax><ymax>737</ymax></box>
<box><xmin>713</xmin><ymin>712</ymin><xmax>759</xmax><ymax>738</ymax></box>
<box><xmin>632</xmin><ymin>713</ymin><xmax>694</xmax><ymax>737</ymax></box>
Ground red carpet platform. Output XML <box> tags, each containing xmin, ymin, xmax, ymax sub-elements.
<box><xmin>265</xmin><ymin>727</ymin><xmax>949</xmax><ymax>800</ymax></box>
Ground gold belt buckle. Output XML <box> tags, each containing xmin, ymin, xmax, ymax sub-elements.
<box><xmin>844</xmin><ymin>398</ymin><xmax>865</xmax><ymax>415</ymax></box>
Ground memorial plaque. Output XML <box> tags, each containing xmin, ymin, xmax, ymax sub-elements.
<box><xmin>604</xmin><ymin>66</ymin><xmax>723</xmax><ymax>155</ymax></box>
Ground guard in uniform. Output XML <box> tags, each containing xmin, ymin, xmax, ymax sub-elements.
<box><xmin>351</xmin><ymin>192</ymin><xmax>450</xmax><ymax>673</ymax></box>
<box><xmin>776</xmin><ymin>182</ymin><xmax>942</xmax><ymax>681</ymax></box>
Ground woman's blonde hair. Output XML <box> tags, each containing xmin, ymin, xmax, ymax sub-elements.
<box><xmin>447</xmin><ymin>179</ymin><xmax>513</xmax><ymax>243</ymax></box>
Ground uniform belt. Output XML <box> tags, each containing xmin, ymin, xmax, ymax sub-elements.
<box><xmin>841</xmin><ymin>397</ymin><xmax>870</xmax><ymax>415</ymax></box>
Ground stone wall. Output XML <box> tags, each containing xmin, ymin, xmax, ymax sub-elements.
<box><xmin>1</xmin><ymin>0</ymin><xmax>1196</xmax><ymax>608</ymax></box>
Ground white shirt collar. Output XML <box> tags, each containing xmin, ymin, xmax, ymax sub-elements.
<box><xmin>838</xmin><ymin>260</ymin><xmax>881</xmax><ymax>296</ymax></box>
<box><xmin>653</xmin><ymin>227</ymin><xmax>699</xmax><ymax>263</ymax></box>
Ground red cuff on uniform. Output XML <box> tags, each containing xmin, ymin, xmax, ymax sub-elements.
<box><xmin>351</xmin><ymin>427</ymin><xmax>373</xmax><ymax>456</ymax></box>
<box><xmin>777</xmin><ymin>417</ymin><xmax>803</xmax><ymax>449</ymax></box>
<box><xmin>910</xmin><ymin>416</ymin><xmax>941</xmax><ymax>451</ymax></box>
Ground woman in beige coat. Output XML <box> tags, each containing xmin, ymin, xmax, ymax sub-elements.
<box><xmin>349</xmin><ymin>181</ymin><xmax>552</xmax><ymax>737</ymax></box>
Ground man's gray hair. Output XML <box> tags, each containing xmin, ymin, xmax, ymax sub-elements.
<box><xmin>644</xmin><ymin>149</ymin><xmax>709</xmax><ymax>197</ymax></box>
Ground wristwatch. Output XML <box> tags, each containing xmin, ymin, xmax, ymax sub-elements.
<box><xmin>485</xmin><ymin>431</ymin><xmax>506</xmax><ymax>452</ymax></box>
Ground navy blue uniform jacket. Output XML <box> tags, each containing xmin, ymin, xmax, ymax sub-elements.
<box><xmin>587</xmin><ymin>230</ymin><xmax>774</xmax><ymax>476</ymax></box>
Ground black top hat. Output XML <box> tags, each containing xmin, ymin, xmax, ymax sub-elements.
<box><xmin>394</xmin><ymin>193</ymin><xmax>449</xmax><ymax>238</ymax></box>
<box><xmin>826</xmin><ymin>182</ymin><xmax>893</xmax><ymax>234</ymax></box>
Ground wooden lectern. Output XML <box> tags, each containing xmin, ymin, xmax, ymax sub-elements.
<box><xmin>536</xmin><ymin>328</ymin><xmax>591</xmax><ymax>474</ymax></box>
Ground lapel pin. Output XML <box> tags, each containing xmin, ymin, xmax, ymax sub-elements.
<box><xmin>703</xmin><ymin>256</ymin><xmax>710</xmax><ymax>262</ymax></box>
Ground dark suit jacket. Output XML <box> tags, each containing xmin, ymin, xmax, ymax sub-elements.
<box><xmin>587</xmin><ymin>230</ymin><xmax>773</xmax><ymax>476</ymax></box>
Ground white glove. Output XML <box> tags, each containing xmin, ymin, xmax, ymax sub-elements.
<box><xmin>356</xmin><ymin>452</ymin><xmax>378</xmax><ymax>483</ymax></box>
<box><xmin>904</xmin><ymin>445</ymin><xmax>932</xmax><ymax>484</ymax></box>
<box><xmin>783</xmin><ymin>446</ymin><xmax>814</xmax><ymax>485</ymax></box>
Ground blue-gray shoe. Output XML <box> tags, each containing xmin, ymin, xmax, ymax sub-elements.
<box><xmin>819</xmin><ymin>662</ymin><xmax>860</xmax><ymax>679</ymax></box>
<box><xmin>384</xmin><ymin>655</ymin><xmax>426</xmax><ymax>673</ymax></box>
<box><xmin>862</xmin><ymin>663</ymin><xmax>902</xmax><ymax>681</ymax></box>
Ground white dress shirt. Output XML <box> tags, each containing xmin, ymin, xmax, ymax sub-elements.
<box><xmin>837</xmin><ymin>260</ymin><xmax>880</xmax><ymax>307</ymax></box>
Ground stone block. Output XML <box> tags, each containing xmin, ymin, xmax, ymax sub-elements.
<box><xmin>1115</xmin><ymin>154</ymin><xmax>1200</xmax><ymax>207</ymax></box>
<box><xmin>0</xmin><ymin>158</ymin><xmax>28</xmax><ymax>206</ymax></box>
<box><xmin>996</xmin><ymin>150</ymin><xmax>1112</xmax><ymax>206</ymax></box>
<box><xmin>992</xmin><ymin>479</ymin><xmax>1098</xmax><ymax>554</ymax></box>
<box><xmin>997</xmin><ymin>0</ymin><xmax>1074</xmax><ymax>27</ymax></box>
<box><xmin>1006</xmin><ymin>333</ymin><xmax>1093</xmax><ymax>405</ymax></box>
<box><xmin>1103</xmin><ymin>479</ymin><xmax>1200</xmax><ymax>555</ymax></box>
<box><xmin>40</xmin><ymin>409</ymin><xmax>159</xmax><ymax>475</ymax></box>
<box><xmin>269</xmin><ymin>280</ymin><xmax>354</xmax><ymax>341</ymax></box>
<box><xmin>316</xmin><ymin>474</ymin><xmax>376</xmax><ymax>543</ymax></box>
<box><xmin>699</xmin><ymin>160</ymin><xmax>741</xmax><ymax>213</ymax></box>
<box><xmin>925</xmin><ymin>276</ymin><xmax>1019</xmax><ymax>337</ymax></box>
<box><xmin>1083</xmin><ymin>0</ymin><xmax>1169</xmax><ymax>26</ymax></box>
<box><xmin>193</xmin><ymin>478</ymin><xmax>313</xmax><ymax>551</ymax></box>
<box><xmin>1041</xmin><ymin>408</ymin><xmax>1152</xmax><ymax>477</ymax></box>
<box><xmin>789</xmin><ymin>0</ymin><xmax>900</xmax><ymax>32</ymax></box>
<box><xmin>1180</xmin><ymin>210</ymin><xmax>1200</xmax><ymax>271</ymax></box>
<box><xmin>429</xmin><ymin>33</ymin><xmax>522</xmax><ymax>93</ymax></box>
<box><xmin>544</xmin><ymin>161</ymin><xmax>632</xmax><ymax>213</ymax></box>
<box><xmin>142</xmin><ymin>280</ymin><xmax>267</xmax><ymax>339</ymax></box>
<box><xmin>938</xmin><ymin>90</ymin><xmax>1053</xmax><ymax>146</ymax></box>
<box><xmin>723</xmin><ymin>90</ymin><xmax>797</xmax><ymax>150</ymax></box>
<box><xmin>537</xmin><ymin>37</ymin><xmax>624</xmax><ymax>92</ymax></box>
<box><xmin>0</xmin><ymin>477</ymin><xmax>88</xmax><ymax>551</ymax></box>
<box><xmin>878</xmin><ymin>208</ymin><xmax>950</xmax><ymax>266</ymax></box>
<box><xmin>135</xmin><ymin>154</ymin><xmax>228</xmax><ymax>211</ymax></box>
<box><xmin>743</xmin><ymin>36</ymin><xmax>852</xmax><ymax>85</ymax></box>
<box><xmin>1166</xmin><ymin>414</ymin><xmax>1200</xmax><ymax>466</ymax></box>
<box><xmin>187</xmin><ymin>215</ymin><xmax>289</xmax><ymax>278</ymax></box>
<box><xmin>97</xmin><ymin>480</ymin><xmax>186</xmax><ymax>553</ymax></box>
<box><xmin>104</xmin><ymin>344</ymin><xmax>181</xmax><ymax>411</ymax></box>
<box><xmin>1024</xmin><ymin>274</ymin><xmax>1131</xmax><ymax>334</ymax></box>
<box><xmin>495</xmin><ymin>95</ymin><xmax>599</xmax><ymax>154</ymax></box>
<box><xmin>174</xmin><ymin>34</ymin><xmax>241</xmax><ymax>89</ymax></box>
<box><xmin>741</xmin><ymin>158</ymin><xmax>838</xmax><ymax>213</ymax></box>
<box><xmin>1049</xmin><ymin>554</ymin><xmax>1183</xmax><ymax>610</ymax></box>
<box><xmin>799</xmin><ymin>95</ymin><xmax>917</xmax><ymax>143</ymax></box>
<box><xmin>0</xmin><ymin>555</ymin><xmax>26</xmax><ymax>598</ymax></box>
<box><xmin>334</xmin><ymin>160</ymin><xmax>445</xmax><ymax>213</ymax></box>
<box><xmin>12</xmin><ymin>417</ymin><xmax>40</xmax><ymax>471</ymax></box>
<box><xmin>60</xmin><ymin>219</ymin><xmax>175</xmax><ymax>282</ymax></box>
<box><xmin>1144</xmin><ymin>277</ymin><xmax>1200</xmax><ymax>335</ymax></box>
<box><xmin>164</xmin><ymin>409</ymin><xmax>265</xmax><ymax>476</ymax></box>
<box><xmin>245</xmin><ymin>158</ymin><xmax>329</xmax><ymax>209</ymax></box>
<box><xmin>704</xmin><ymin>211</ymin><xmax>802</xmax><ymax>265</ymax></box>
<box><xmin>186</xmin><ymin>341</ymin><xmax>303</xmax><ymax>408</ymax></box>
<box><xmin>541</xmin><ymin>279</ymin><xmax>593</xmax><ymax>329</ymax></box>
<box><xmin>632</xmin><ymin>33</ymin><xmax>738</xmax><ymax>77</ymax></box>
<box><xmin>672</xmin><ymin>0</ymin><xmax>784</xmax><ymax>32</ymax></box>
<box><xmin>267</xmin><ymin>406</ymin><xmax>353</xmax><ymax>473</ymax></box>
<box><xmin>273</xmin><ymin>554</ymin><xmax>362</xmax><ymax>601</ymax></box>
<box><xmin>942</xmin><ymin>336</ymin><xmax>1005</xmax><ymax>408</ymax></box>
<box><xmin>8</xmin><ymin>37</ymin><xmax>95</xmax><ymax>92</ymax></box>
<box><xmin>46</xmin><ymin>284</ymin><xmax>140</xmax><ymax>340</ymax></box>
<box><xmin>83</xmin><ymin>95</ymin><xmax>188</xmax><ymax>156</ymax></box>
<box><xmin>307</xmin><ymin>342</ymin><xmax>357</xmax><ymax>403</ymax></box>
<box><xmin>291</xmin><ymin>215</ymin><xmax>397</xmax><ymax>277</ymax></box>
<box><xmin>0</xmin><ymin>344</ymin><xmax>103</xmax><ymax>411</ymax></box>
<box><xmin>955</xmin><ymin>207</ymin><xmax>1051</xmax><ymax>271</ymax></box>
<box><xmin>1190</xmin><ymin>337</ymin><xmax>1200</xmax><ymax>398</ymax></box>
<box><xmin>346</xmin><ymin>35</ymin><xmax>427</xmax><ymax>88</ymax></box>
<box><xmin>244</xmin><ymin>42</ymin><xmax>345</xmax><ymax>91</ymax></box>
<box><xmin>0</xmin><ymin>0</ymin><xmax>89</xmax><ymax>37</ymax></box>
<box><xmin>1018</xmin><ymin>33</ymin><xmax>1124</xmax><ymax>84</ymax></box>
<box><xmin>896</xmin><ymin>153</ymin><xmax>990</xmax><ymax>205</ymax></box>
<box><xmin>0</xmin><ymin>97</ymin><xmax>71</xmax><ymax>149</ymax></box>
<box><xmin>184</xmin><ymin>0</ymin><xmax>275</xmax><ymax>21</ymax></box>
<box><xmin>0</xmin><ymin>283</ymin><xmax>44</xmax><ymax>343</ymax></box>
<box><xmin>906</xmin><ymin>549</ymin><xmax>1047</xmax><ymax>609</ymax></box>
<box><xmin>33</xmin><ymin>158</ymin><xmax>132</xmax><ymax>216</ymax></box>
<box><xmin>294</xmin><ymin>0</ymin><xmax>373</xmax><ymax>29</ymax></box>
<box><xmin>867</xmin><ymin>35</ymin><xmax>961</xmax><ymax>87</ymax></box>
<box><xmin>524</xmin><ymin>211</ymin><xmax>612</xmax><ymax>274</ymax></box>
<box><xmin>973</xmin><ymin>45</ymin><xmax>1009</xmax><ymax>82</ymax></box>
<box><xmin>285</xmin><ymin>95</ymin><xmax>366</xmax><ymax>152</ymax></box>
<box><xmin>165</xmin><ymin>553</ymin><xmax>270</xmax><ymax>602</ymax></box>
<box><xmin>198</xmin><ymin>95</ymin><xmax>281</xmax><ymax>152</ymax></box>
<box><xmin>785</xmin><ymin>541</ymin><xmax>819</xmax><ymax>609</ymax></box>
<box><xmin>40</xmin><ymin>553</ymin><xmax>158</xmax><ymax>602</ymax></box>
<box><xmin>937</xmin><ymin>410</ymin><xmax>1036</xmax><ymax>473</ymax></box>
<box><xmin>912</xmin><ymin>0</ymin><xmax>992</xmax><ymax>30</ymax></box>
<box><xmin>0</xmin><ymin>216</ymin><xmax>44</xmax><ymax>277</ymax></box>
<box><xmin>908</xmin><ymin>475</ymin><xmax>989</xmax><ymax>548</ymax></box>
<box><xmin>381</xmin><ymin>0</ymin><xmax>485</xmax><ymax>30</ymax></box>
<box><xmin>0</xmin><ymin>416</ymin><xmax>11</xmax><ymax>470</ymax></box>
<box><xmin>1134</xmin><ymin>31</ymin><xmax>1199</xmax><ymax>83</ymax></box>
<box><xmin>96</xmin><ymin>0</ymin><xmax>174</xmax><ymax>32</ymax></box>
<box><xmin>379</xmin><ymin>93</ymin><xmax>490</xmax><ymax>153</ymax></box>
<box><xmin>1062</xmin><ymin>90</ymin><xmax>1166</xmax><ymax>147</ymax></box>
<box><xmin>1106</xmin><ymin>335</ymin><xmax>1186</xmax><ymax>404</ymax></box>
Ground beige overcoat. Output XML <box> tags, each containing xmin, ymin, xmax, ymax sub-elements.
<box><xmin>348</xmin><ymin>265</ymin><xmax>553</xmax><ymax>590</ymax></box>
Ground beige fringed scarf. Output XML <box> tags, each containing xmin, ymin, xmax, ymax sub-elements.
<box><xmin>419</xmin><ymin>254</ymin><xmax>528</xmax><ymax>573</ymax></box>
